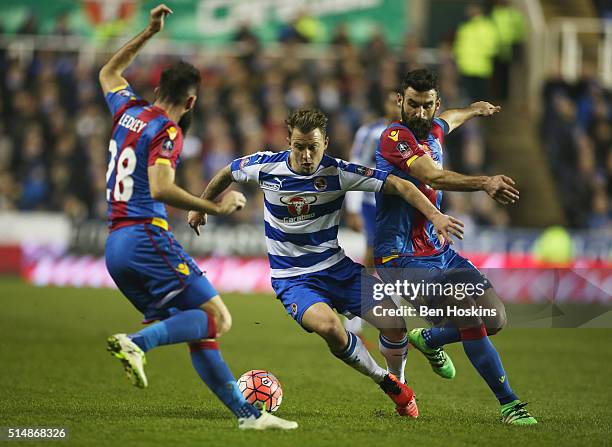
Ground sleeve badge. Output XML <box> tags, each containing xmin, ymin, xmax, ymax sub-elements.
<box><xmin>396</xmin><ymin>141</ymin><xmax>409</xmax><ymax>155</ymax></box>
<box><xmin>161</xmin><ymin>138</ymin><xmax>174</xmax><ymax>156</ymax></box>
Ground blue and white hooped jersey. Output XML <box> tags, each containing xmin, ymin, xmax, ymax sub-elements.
<box><xmin>230</xmin><ymin>150</ymin><xmax>388</xmax><ymax>278</ymax></box>
<box><xmin>349</xmin><ymin>119</ymin><xmax>388</xmax><ymax>207</ymax></box>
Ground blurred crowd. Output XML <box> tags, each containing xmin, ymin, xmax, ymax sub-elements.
<box><xmin>542</xmin><ymin>73</ymin><xmax>612</xmax><ymax>229</ymax></box>
<box><xmin>0</xmin><ymin>1</ymin><xmax>606</xmax><ymax>231</ymax></box>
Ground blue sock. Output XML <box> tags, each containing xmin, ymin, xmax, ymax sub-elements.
<box><xmin>189</xmin><ymin>342</ymin><xmax>261</xmax><ymax>419</ymax></box>
<box><xmin>130</xmin><ymin>309</ymin><xmax>212</xmax><ymax>352</ymax></box>
<box><xmin>422</xmin><ymin>323</ymin><xmax>461</xmax><ymax>348</ymax></box>
<box><xmin>461</xmin><ymin>329</ymin><xmax>518</xmax><ymax>405</ymax></box>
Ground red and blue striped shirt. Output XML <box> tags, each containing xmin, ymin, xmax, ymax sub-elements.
<box><xmin>104</xmin><ymin>84</ymin><xmax>183</xmax><ymax>231</ymax></box>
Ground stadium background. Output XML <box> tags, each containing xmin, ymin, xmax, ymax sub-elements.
<box><xmin>0</xmin><ymin>1</ymin><xmax>611</xmax><ymax>445</ymax></box>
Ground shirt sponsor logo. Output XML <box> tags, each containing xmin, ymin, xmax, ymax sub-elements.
<box><xmin>280</xmin><ymin>195</ymin><xmax>317</xmax><ymax>221</ymax></box>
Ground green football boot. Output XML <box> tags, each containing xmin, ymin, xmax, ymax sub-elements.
<box><xmin>500</xmin><ymin>400</ymin><xmax>538</xmax><ymax>425</ymax></box>
<box><xmin>408</xmin><ymin>328</ymin><xmax>456</xmax><ymax>379</ymax></box>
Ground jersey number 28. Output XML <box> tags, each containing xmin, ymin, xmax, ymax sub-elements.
<box><xmin>106</xmin><ymin>139</ymin><xmax>137</xmax><ymax>202</ymax></box>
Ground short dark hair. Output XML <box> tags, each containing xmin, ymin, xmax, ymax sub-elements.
<box><xmin>157</xmin><ymin>61</ymin><xmax>201</xmax><ymax>106</ymax></box>
<box><xmin>400</xmin><ymin>68</ymin><xmax>439</xmax><ymax>96</ymax></box>
<box><xmin>286</xmin><ymin>108</ymin><xmax>328</xmax><ymax>137</ymax></box>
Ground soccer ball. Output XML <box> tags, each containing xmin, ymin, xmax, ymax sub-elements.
<box><xmin>237</xmin><ymin>370</ymin><xmax>283</xmax><ymax>413</ymax></box>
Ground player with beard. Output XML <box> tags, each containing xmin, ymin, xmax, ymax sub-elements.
<box><xmin>374</xmin><ymin>68</ymin><xmax>537</xmax><ymax>425</ymax></box>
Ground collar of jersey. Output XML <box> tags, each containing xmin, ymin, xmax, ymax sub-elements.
<box><xmin>149</xmin><ymin>104</ymin><xmax>169</xmax><ymax>118</ymax></box>
<box><xmin>284</xmin><ymin>150</ymin><xmax>326</xmax><ymax>177</ymax></box>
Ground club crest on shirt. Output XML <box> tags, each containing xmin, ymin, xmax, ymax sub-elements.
<box><xmin>313</xmin><ymin>177</ymin><xmax>327</xmax><ymax>191</ymax></box>
<box><xmin>280</xmin><ymin>195</ymin><xmax>317</xmax><ymax>221</ymax></box>
<box><xmin>290</xmin><ymin>303</ymin><xmax>298</xmax><ymax>316</ymax></box>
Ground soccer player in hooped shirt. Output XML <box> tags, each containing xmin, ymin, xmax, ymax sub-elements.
<box><xmin>188</xmin><ymin>109</ymin><xmax>465</xmax><ymax>417</ymax></box>
<box><xmin>100</xmin><ymin>4</ymin><xmax>296</xmax><ymax>430</ymax></box>
<box><xmin>375</xmin><ymin>68</ymin><xmax>537</xmax><ymax>425</ymax></box>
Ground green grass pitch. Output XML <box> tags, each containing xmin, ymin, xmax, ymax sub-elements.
<box><xmin>1</xmin><ymin>278</ymin><xmax>611</xmax><ymax>446</ymax></box>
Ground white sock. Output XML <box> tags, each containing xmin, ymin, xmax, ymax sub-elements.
<box><xmin>344</xmin><ymin>316</ymin><xmax>364</xmax><ymax>334</ymax></box>
<box><xmin>333</xmin><ymin>331</ymin><xmax>386</xmax><ymax>383</ymax></box>
<box><xmin>379</xmin><ymin>334</ymin><xmax>408</xmax><ymax>383</ymax></box>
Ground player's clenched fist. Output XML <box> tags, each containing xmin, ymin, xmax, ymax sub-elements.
<box><xmin>218</xmin><ymin>191</ymin><xmax>247</xmax><ymax>215</ymax></box>
<box><xmin>484</xmin><ymin>175</ymin><xmax>520</xmax><ymax>205</ymax></box>
<box><xmin>147</xmin><ymin>4</ymin><xmax>173</xmax><ymax>34</ymax></box>
<box><xmin>470</xmin><ymin>101</ymin><xmax>501</xmax><ymax>117</ymax></box>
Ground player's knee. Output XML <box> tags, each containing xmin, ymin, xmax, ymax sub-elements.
<box><xmin>315</xmin><ymin>319</ymin><xmax>346</xmax><ymax>346</ymax></box>
<box><xmin>214</xmin><ymin>311</ymin><xmax>232</xmax><ymax>338</ymax></box>
<box><xmin>379</xmin><ymin>326</ymin><xmax>407</xmax><ymax>343</ymax></box>
<box><xmin>484</xmin><ymin>307</ymin><xmax>506</xmax><ymax>336</ymax></box>
<box><xmin>200</xmin><ymin>296</ymin><xmax>232</xmax><ymax>338</ymax></box>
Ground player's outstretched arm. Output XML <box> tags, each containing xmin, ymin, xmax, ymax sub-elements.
<box><xmin>188</xmin><ymin>165</ymin><xmax>236</xmax><ymax>236</ymax></box>
<box><xmin>409</xmin><ymin>155</ymin><xmax>520</xmax><ymax>205</ymax></box>
<box><xmin>439</xmin><ymin>101</ymin><xmax>500</xmax><ymax>133</ymax></box>
<box><xmin>99</xmin><ymin>4</ymin><xmax>173</xmax><ymax>94</ymax></box>
<box><xmin>383</xmin><ymin>174</ymin><xmax>465</xmax><ymax>244</ymax></box>
<box><xmin>149</xmin><ymin>163</ymin><xmax>245</xmax><ymax>216</ymax></box>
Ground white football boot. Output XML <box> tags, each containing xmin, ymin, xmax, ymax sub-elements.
<box><xmin>238</xmin><ymin>412</ymin><xmax>298</xmax><ymax>430</ymax></box>
<box><xmin>107</xmin><ymin>333</ymin><xmax>148</xmax><ymax>388</ymax></box>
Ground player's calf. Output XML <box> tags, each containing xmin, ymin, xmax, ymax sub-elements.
<box><xmin>302</xmin><ymin>303</ymin><xmax>385</xmax><ymax>378</ymax></box>
<box><xmin>363</xmin><ymin>300</ymin><xmax>409</xmax><ymax>384</ymax></box>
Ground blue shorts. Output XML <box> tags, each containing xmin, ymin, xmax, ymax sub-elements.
<box><xmin>376</xmin><ymin>246</ymin><xmax>491</xmax><ymax>318</ymax></box>
<box><xmin>271</xmin><ymin>256</ymin><xmax>380</xmax><ymax>329</ymax></box>
<box><xmin>105</xmin><ymin>224</ymin><xmax>218</xmax><ymax>321</ymax></box>
<box><xmin>361</xmin><ymin>202</ymin><xmax>376</xmax><ymax>246</ymax></box>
